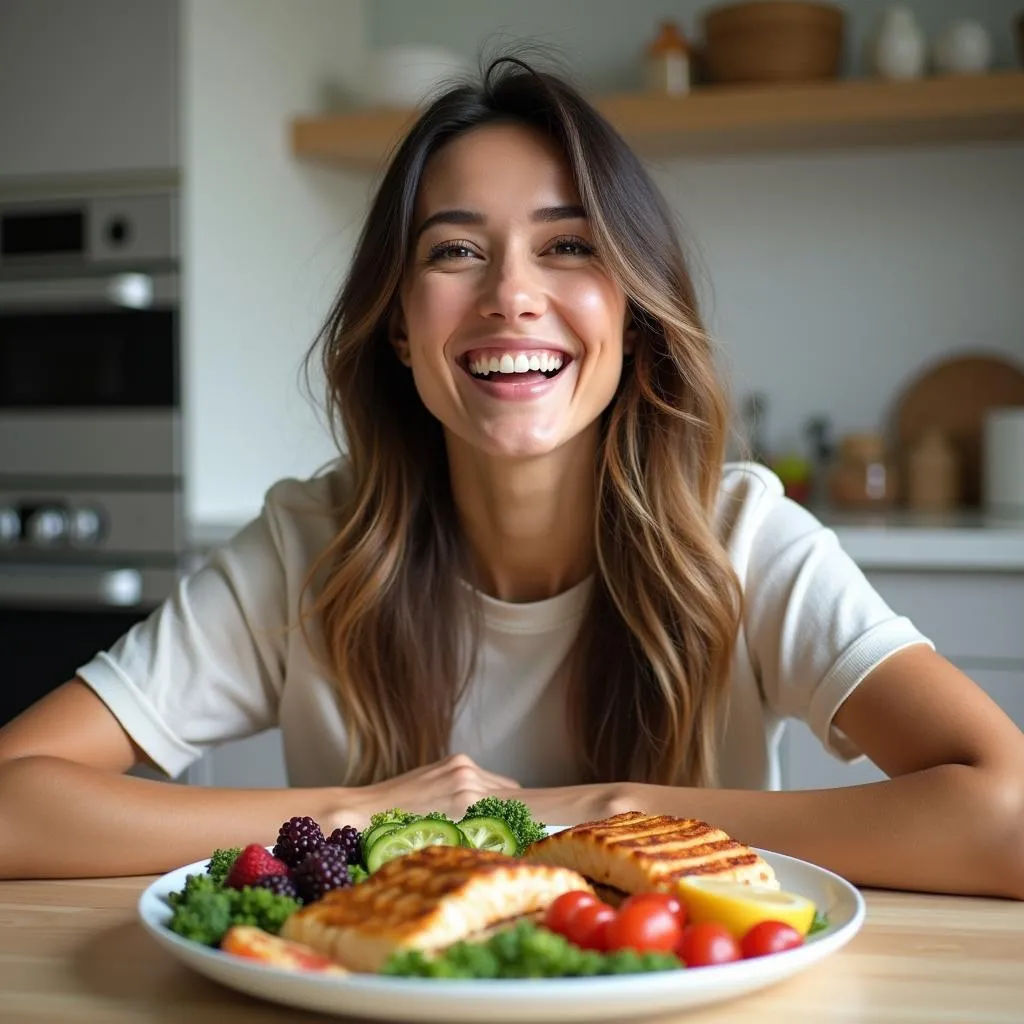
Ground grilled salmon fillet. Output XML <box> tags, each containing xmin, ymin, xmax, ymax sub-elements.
<box><xmin>524</xmin><ymin>811</ymin><xmax>777</xmax><ymax>896</ymax></box>
<box><xmin>280</xmin><ymin>844</ymin><xmax>592</xmax><ymax>972</ymax></box>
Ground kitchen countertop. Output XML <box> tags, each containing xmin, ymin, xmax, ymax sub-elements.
<box><xmin>1</xmin><ymin>875</ymin><xmax>1022</xmax><ymax>1023</ymax></box>
<box><xmin>189</xmin><ymin>508</ymin><xmax>1024</xmax><ymax>573</ymax></box>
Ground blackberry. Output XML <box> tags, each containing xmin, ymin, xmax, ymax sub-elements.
<box><xmin>293</xmin><ymin>845</ymin><xmax>352</xmax><ymax>904</ymax></box>
<box><xmin>326</xmin><ymin>825</ymin><xmax>361</xmax><ymax>865</ymax></box>
<box><xmin>249</xmin><ymin>873</ymin><xmax>299</xmax><ymax>900</ymax></box>
<box><xmin>273</xmin><ymin>815</ymin><xmax>326</xmax><ymax>868</ymax></box>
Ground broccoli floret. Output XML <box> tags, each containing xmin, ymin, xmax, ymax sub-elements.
<box><xmin>168</xmin><ymin>871</ymin><xmax>219</xmax><ymax>907</ymax></box>
<box><xmin>368</xmin><ymin>808</ymin><xmax>420</xmax><ymax>829</ymax></box>
<box><xmin>205</xmin><ymin>847</ymin><xmax>242</xmax><ymax>887</ymax></box>
<box><xmin>460</xmin><ymin>797</ymin><xmax>546</xmax><ymax>851</ymax></box>
<box><xmin>422</xmin><ymin>810</ymin><xmax>456</xmax><ymax>824</ymax></box>
<box><xmin>229</xmin><ymin>886</ymin><xmax>301</xmax><ymax>935</ymax></box>
<box><xmin>168</xmin><ymin>886</ymin><xmax>233</xmax><ymax>945</ymax></box>
<box><xmin>348</xmin><ymin>863</ymin><xmax>369</xmax><ymax>885</ymax></box>
<box><xmin>166</xmin><ymin>872</ymin><xmax>299</xmax><ymax>946</ymax></box>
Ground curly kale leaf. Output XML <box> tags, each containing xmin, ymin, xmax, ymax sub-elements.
<box><xmin>460</xmin><ymin>797</ymin><xmax>546</xmax><ymax>851</ymax></box>
<box><xmin>382</xmin><ymin>921</ymin><xmax>681</xmax><ymax>979</ymax></box>
<box><xmin>205</xmin><ymin>847</ymin><xmax>242</xmax><ymax>887</ymax></box>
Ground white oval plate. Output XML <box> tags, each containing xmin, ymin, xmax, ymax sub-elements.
<box><xmin>138</xmin><ymin>835</ymin><xmax>865</xmax><ymax>1022</ymax></box>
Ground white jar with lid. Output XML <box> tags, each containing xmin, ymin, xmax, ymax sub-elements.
<box><xmin>984</xmin><ymin>408</ymin><xmax>1024</xmax><ymax>514</ymax></box>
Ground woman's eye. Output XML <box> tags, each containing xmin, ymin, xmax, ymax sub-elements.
<box><xmin>426</xmin><ymin>241</ymin><xmax>477</xmax><ymax>262</ymax></box>
<box><xmin>548</xmin><ymin>237</ymin><xmax>595</xmax><ymax>258</ymax></box>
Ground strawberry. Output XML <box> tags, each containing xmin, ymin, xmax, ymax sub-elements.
<box><xmin>224</xmin><ymin>844</ymin><xmax>290</xmax><ymax>890</ymax></box>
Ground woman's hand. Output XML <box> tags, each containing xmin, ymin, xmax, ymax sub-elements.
<box><xmin>489</xmin><ymin>783</ymin><xmax>638</xmax><ymax>829</ymax></box>
<box><xmin>336</xmin><ymin>754</ymin><xmax>522</xmax><ymax>827</ymax></box>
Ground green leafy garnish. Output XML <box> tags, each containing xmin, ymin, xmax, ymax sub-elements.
<box><xmin>807</xmin><ymin>910</ymin><xmax>831</xmax><ymax>936</ymax></box>
<box><xmin>382</xmin><ymin>920</ymin><xmax>682</xmax><ymax>979</ymax></box>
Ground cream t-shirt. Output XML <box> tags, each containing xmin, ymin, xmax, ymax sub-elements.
<box><xmin>76</xmin><ymin>462</ymin><xmax>931</xmax><ymax>790</ymax></box>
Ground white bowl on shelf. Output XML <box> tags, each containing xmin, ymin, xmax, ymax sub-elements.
<box><xmin>355</xmin><ymin>45</ymin><xmax>474</xmax><ymax>109</ymax></box>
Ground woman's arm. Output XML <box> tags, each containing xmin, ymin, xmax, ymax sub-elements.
<box><xmin>0</xmin><ymin>681</ymin><xmax>351</xmax><ymax>878</ymax></box>
<box><xmin>0</xmin><ymin>682</ymin><xmax>522</xmax><ymax>879</ymax></box>
<box><xmin>512</xmin><ymin>646</ymin><xmax>1024</xmax><ymax>899</ymax></box>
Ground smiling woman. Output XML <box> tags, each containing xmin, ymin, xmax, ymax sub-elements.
<box><xmin>0</xmin><ymin>57</ymin><xmax>1023</xmax><ymax>900</ymax></box>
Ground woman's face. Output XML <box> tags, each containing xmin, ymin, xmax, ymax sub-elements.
<box><xmin>397</xmin><ymin>123</ymin><xmax>630</xmax><ymax>461</ymax></box>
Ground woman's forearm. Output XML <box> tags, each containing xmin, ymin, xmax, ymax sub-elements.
<box><xmin>619</xmin><ymin>764</ymin><xmax>1024</xmax><ymax>899</ymax></box>
<box><xmin>0</xmin><ymin>755</ymin><xmax>360</xmax><ymax>879</ymax></box>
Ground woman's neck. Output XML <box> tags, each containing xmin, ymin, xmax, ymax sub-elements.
<box><xmin>446</xmin><ymin>429</ymin><xmax>598</xmax><ymax>603</ymax></box>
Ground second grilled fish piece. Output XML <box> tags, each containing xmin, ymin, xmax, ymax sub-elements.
<box><xmin>280</xmin><ymin>844</ymin><xmax>592</xmax><ymax>972</ymax></box>
<box><xmin>524</xmin><ymin>811</ymin><xmax>778</xmax><ymax>897</ymax></box>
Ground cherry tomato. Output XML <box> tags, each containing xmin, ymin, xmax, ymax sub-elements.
<box><xmin>604</xmin><ymin>898</ymin><xmax>683</xmax><ymax>954</ymax></box>
<box><xmin>676</xmin><ymin>922</ymin><xmax>742</xmax><ymax>967</ymax></box>
<box><xmin>563</xmin><ymin>901</ymin><xmax>617</xmax><ymax>951</ymax></box>
<box><xmin>623</xmin><ymin>891</ymin><xmax>688</xmax><ymax>929</ymax></box>
<box><xmin>740</xmin><ymin>921</ymin><xmax>804</xmax><ymax>959</ymax></box>
<box><xmin>543</xmin><ymin>890</ymin><xmax>599</xmax><ymax>936</ymax></box>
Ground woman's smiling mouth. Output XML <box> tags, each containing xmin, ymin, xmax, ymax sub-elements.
<box><xmin>459</xmin><ymin>348</ymin><xmax>572</xmax><ymax>394</ymax></box>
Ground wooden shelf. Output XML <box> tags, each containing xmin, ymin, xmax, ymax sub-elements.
<box><xmin>291</xmin><ymin>71</ymin><xmax>1024</xmax><ymax>170</ymax></box>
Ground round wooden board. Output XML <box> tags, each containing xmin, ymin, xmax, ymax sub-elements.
<box><xmin>893</xmin><ymin>354</ymin><xmax>1024</xmax><ymax>506</ymax></box>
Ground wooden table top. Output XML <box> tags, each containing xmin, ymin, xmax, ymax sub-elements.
<box><xmin>1</xmin><ymin>875</ymin><xmax>1022</xmax><ymax>1023</ymax></box>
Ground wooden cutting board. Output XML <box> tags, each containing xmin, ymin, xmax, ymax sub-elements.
<box><xmin>892</xmin><ymin>353</ymin><xmax>1024</xmax><ymax>507</ymax></box>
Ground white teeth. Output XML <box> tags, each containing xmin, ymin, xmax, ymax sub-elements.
<box><xmin>466</xmin><ymin>351</ymin><xmax>568</xmax><ymax>378</ymax></box>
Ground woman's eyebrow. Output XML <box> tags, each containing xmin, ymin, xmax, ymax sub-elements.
<box><xmin>415</xmin><ymin>204</ymin><xmax>587</xmax><ymax>239</ymax></box>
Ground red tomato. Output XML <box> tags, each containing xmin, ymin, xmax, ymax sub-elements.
<box><xmin>543</xmin><ymin>890</ymin><xmax>599</xmax><ymax>936</ymax></box>
<box><xmin>563</xmin><ymin>902</ymin><xmax>617</xmax><ymax>951</ymax></box>
<box><xmin>740</xmin><ymin>921</ymin><xmax>804</xmax><ymax>959</ymax></box>
<box><xmin>623</xmin><ymin>891</ymin><xmax>688</xmax><ymax>929</ymax></box>
<box><xmin>604</xmin><ymin>898</ymin><xmax>683</xmax><ymax>954</ymax></box>
<box><xmin>677</xmin><ymin>923</ymin><xmax>742</xmax><ymax>967</ymax></box>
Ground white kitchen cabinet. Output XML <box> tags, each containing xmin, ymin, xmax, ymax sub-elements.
<box><xmin>0</xmin><ymin>0</ymin><xmax>179</xmax><ymax>181</ymax></box>
<box><xmin>780</xmin><ymin>569</ymin><xmax>1024</xmax><ymax>791</ymax></box>
<box><xmin>193</xmin><ymin>729</ymin><xmax>289</xmax><ymax>790</ymax></box>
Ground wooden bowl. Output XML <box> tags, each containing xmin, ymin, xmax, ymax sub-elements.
<box><xmin>702</xmin><ymin>1</ymin><xmax>845</xmax><ymax>85</ymax></box>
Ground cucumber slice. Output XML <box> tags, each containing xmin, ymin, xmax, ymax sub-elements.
<box><xmin>458</xmin><ymin>815</ymin><xmax>519</xmax><ymax>856</ymax></box>
<box><xmin>359</xmin><ymin>822</ymin><xmax>401</xmax><ymax>862</ymax></box>
<box><xmin>366</xmin><ymin>818</ymin><xmax>465</xmax><ymax>873</ymax></box>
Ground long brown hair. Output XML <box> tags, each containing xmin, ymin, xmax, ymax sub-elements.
<box><xmin>304</xmin><ymin>57</ymin><xmax>742</xmax><ymax>789</ymax></box>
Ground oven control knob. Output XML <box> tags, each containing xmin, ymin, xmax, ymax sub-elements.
<box><xmin>26</xmin><ymin>507</ymin><xmax>68</xmax><ymax>545</ymax></box>
<box><xmin>0</xmin><ymin>506</ymin><xmax>20</xmax><ymax>545</ymax></box>
<box><xmin>69</xmin><ymin>506</ymin><xmax>104</xmax><ymax>545</ymax></box>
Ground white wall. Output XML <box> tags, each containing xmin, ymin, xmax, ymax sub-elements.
<box><xmin>181</xmin><ymin>0</ymin><xmax>369</xmax><ymax>524</ymax></box>
<box><xmin>368</xmin><ymin>0</ymin><xmax>1024</xmax><ymax>457</ymax></box>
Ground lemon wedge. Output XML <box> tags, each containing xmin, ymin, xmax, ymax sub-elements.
<box><xmin>676</xmin><ymin>878</ymin><xmax>817</xmax><ymax>938</ymax></box>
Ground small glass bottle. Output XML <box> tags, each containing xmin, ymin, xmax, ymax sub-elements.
<box><xmin>828</xmin><ymin>433</ymin><xmax>898</xmax><ymax>510</ymax></box>
<box><xmin>645</xmin><ymin>21</ymin><xmax>691</xmax><ymax>96</ymax></box>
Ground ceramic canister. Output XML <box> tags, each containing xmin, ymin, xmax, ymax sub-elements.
<box><xmin>984</xmin><ymin>408</ymin><xmax>1024</xmax><ymax>513</ymax></box>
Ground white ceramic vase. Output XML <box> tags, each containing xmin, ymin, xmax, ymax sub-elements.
<box><xmin>870</xmin><ymin>6</ymin><xmax>927</xmax><ymax>80</ymax></box>
<box><xmin>933</xmin><ymin>20</ymin><xmax>993</xmax><ymax>74</ymax></box>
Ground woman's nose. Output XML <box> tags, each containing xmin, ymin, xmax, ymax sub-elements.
<box><xmin>476</xmin><ymin>248</ymin><xmax>547</xmax><ymax>321</ymax></box>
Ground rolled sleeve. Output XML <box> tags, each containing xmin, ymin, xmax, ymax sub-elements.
<box><xmin>76</xmin><ymin>500</ymin><xmax>290</xmax><ymax>777</ymax></box>
<box><xmin>731</xmin><ymin>466</ymin><xmax>933</xmax><ymax>761</ymax></box>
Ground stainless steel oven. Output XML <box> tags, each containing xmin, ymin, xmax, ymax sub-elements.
<box><xmin>0</xmin><ymin>191</ymin><xmax>184</xmax><ymax>728</ymax></box>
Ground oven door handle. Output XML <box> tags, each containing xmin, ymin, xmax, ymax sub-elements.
<box><xmin>0</xmin><ymin>566</ymin><xmax>143</xmax><ymax>608</ymax></box>
<box><xmin>0</xmin><ymin>272</ymin><xmax>178</xmax><ymax>311</ymax></box>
